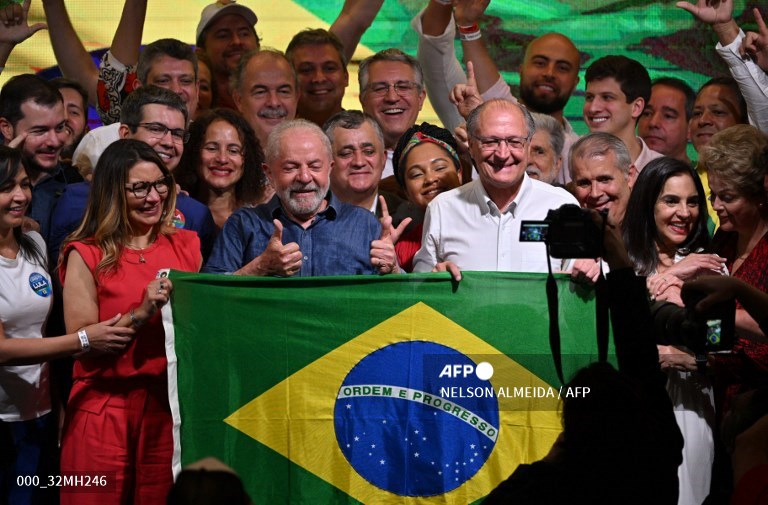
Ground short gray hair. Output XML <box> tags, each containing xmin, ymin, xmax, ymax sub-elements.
<box><xmin>569</xmin><ymin>132</ymin><xmax>631</xmax><ymax>179</ymax></box>
<box><xmin>230</xmin><ymin>48</ymin><xmax>298</xmax><ymax>94</ymax></box>
<box><xmin>323</xmin><ymin>110</ymin><xmax>384</xmax><ymax>148</ymax></box>
<box><xmin>531</xmin><ymin>112</ymin><xmax>565</xmax><ymax>156</ymax></box>
<box><xmin>265</xmin><ymin>119</ymin><xmax>332</xmax><ymax>164</ymax></box>
<box><xmin>358</xmin><ymin>48</ymin><xmax>423</xmax><ymax>92</ymax></box>
<box><xmin>466</xmin><ymin>98</ymin><xmax>535</xmax><ymax>141</ymax></box>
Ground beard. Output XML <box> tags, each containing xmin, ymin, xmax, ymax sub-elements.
<box><xmin>60</xmin><ymin>131</ymin><xmax>86</xmax><ymax>161</ymax></box>
<box><xmin>278</xmin><ymin>180</ymin><xmax>330</xmax><ymax>221</ymax></box>
<box><xmin>519</xmin><ymin>84</ymin><xmax>571</xmax><ymax>115</ymax></box>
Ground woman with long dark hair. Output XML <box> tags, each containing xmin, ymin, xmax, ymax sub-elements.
<box><xmin>623</xmin><ymin>156</ymin><xmax>724</xmax><ymax>504</ymax></box>
<box><xmin>59</xmin><ymin>139</ymin><xmax>201</xmax><ymax>504</ymax></box>
<box><xmin>176</xmin><ymin>108</ymin><xmax>269</xmax><ymax>229</ymax></box>
<box><xmin>0</xmin><ymin>145</ymin><xmax>133</xmax><ymax>504</ymax></box>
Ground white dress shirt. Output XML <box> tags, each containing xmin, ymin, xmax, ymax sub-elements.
<box><xmin>413</xmin><ymin>175</ymin><xmax>579</xmax><ymax>273</ymax></box>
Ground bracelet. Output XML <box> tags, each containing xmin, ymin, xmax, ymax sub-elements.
<box><xmin>458</xmin><ymin>24</ymin><xmax>482</xmax><ymax>42</ymax></box>
<box><xmin>130</xmin><ymin>309</ymin><xmax>144</xmax><ymax>328</ymax></box>
<box><xmin>77</xmin><ymin>329</ymin><xmax>90</xmax><ymax>351</ymax></box>
<box><xmin>433</xmin><ymin>0</ymin><xmax>452</xmax><ymax>4</ymax></box>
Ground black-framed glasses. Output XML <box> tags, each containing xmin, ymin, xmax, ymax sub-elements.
<box><xmin>471</xmin><ymin>134</ymin><xmax>528</xmax><ymax>151</ymax></box>
<box><xmin>132</xmin><ymin>122</ymin><xmax>190</xmax><ymax>144</ymax></box>
<box><xmin>365</xmin><ymin>81</ymin><xmax>421</xmax><ymax>97</ymax></box>
<box><xmin>125</xmin><ymin>176</ymin><xmax>173</xmax><ymax>198</ymax></box>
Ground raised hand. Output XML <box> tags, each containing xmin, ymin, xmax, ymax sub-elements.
<box><xmin>675</xmin><ymin>0</ymin><xmax>734</xmax><ymax>25</ymax></box>
<box><xmin>454</xmin><ymin>0</ymin><xmax>491</xmax><ymax>27</ymax></box>
<box><xmin>378</xmin><ymin>195</ymin><xmax>412</xmax><ymax>245</ymax></box>
<box><xmin>370</xmin><ymin>210</ymin><xmax>399</xmax><ymax>274</ymax></box>
<box><xmin>742</xmin><ymin>8</ymin><xmax>768</xmax><ymax>71</ymax></box>
<box><xmin>0</xmin><ymin>0</ymin><xmax>46</xmax><ymax>46</ymax></box>
<box><xmin>450</xmin><ymin>61</ymin><xmax>484</xmax><ymax>119</ymax></box>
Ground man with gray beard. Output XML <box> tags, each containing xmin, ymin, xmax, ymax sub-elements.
<box><xmin>231</xmin><ymin>49</ymin><xmax>299</xmax><ymax>148</ymax></box>
<box><xmin>204</xmin><ymin>119</ymin><xmax>399</xmax><ymax>276</ymax></box>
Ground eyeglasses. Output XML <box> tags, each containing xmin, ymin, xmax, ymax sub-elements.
<box><xmin>365</xmin><ymin>81</ymin><xmax>421</xmax><ymax>97</ymax></box>
<box><xmin>471</xmin><ymin>135</ymin><xmax>528</xmax><ymax>151</ymax></box>
<box><xmin>133</xmin><ymin>122</ymin><xmax>190</xmax><ymax>144</ymax></box>
<box><xmin>125</xmin><ymin>176</ymin><xmax>173</xmax><ymax>198</ymax></box>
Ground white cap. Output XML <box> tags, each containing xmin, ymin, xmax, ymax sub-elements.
<box><xmin>72</xmin><ymin>123</ymin><xmax>122</xmax><ymax>178</ymax></box>
<box><xmin>196</xmin><ymin>1</ymin><xmax>258</xmax><ymax>46</ymax></box>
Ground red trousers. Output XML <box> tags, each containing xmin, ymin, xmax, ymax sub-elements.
<box><xmin>59</xmin><ymin>380</ymin><xmax>173</xmax><ymax>505</ymax></box>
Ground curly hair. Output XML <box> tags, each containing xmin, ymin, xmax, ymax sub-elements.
<box><xmin>175</xmin><ymin>108</ymin><xmax>266</xmax><ymax>206</ymax></box>
<box><xmin>392</xmin><ymin>122</ymin><xmax>460</xmax><ymax>188</ymax></box>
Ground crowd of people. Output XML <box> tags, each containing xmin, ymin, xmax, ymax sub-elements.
<box><xmin>0</xmin><ymin>0</ymin><xmax>767</xmax><ymax>503</ymax></box>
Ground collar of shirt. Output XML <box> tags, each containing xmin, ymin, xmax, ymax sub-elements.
<box><xmin>472</xmin><ymin>174</ymin><xmax>532</xmax><ymax>218</ymax></box>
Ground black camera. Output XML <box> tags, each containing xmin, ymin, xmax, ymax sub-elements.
<box><xmin>519</xmin><ymin>204</ymin><xmax>603</xmax><ymax>258</ymax></box>
<box><xmin>651</xmin><ymin>285</ymin><xmax>735</xmax><ymax>353</ymax></box>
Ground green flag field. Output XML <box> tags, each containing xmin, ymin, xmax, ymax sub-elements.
<box><xmin>163</xmin><ymin>271</ymin><xmax>606</xmax><ymax>504</ymax></box>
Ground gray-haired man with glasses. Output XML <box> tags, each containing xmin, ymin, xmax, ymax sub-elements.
<box><xmin>413</xmin><ymin>99</ymin><xmax>578</xmax><ymax>277</ymax></box>
<box><xmin>359</xmin><ymin>49</ymin><xmax>426</xmax><ymax>183</ymax></box>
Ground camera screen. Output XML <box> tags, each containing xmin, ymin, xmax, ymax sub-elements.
<box><xmin>519</xmin><ymin>222</ymin><xmax>549</xmax><ymax>242</ymax></box>
<box><xmin>706</xmin><ymin>319</ymin><xmax>723</xmax><ymax>349</ymax></box>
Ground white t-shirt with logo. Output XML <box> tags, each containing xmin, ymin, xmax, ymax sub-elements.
<box><xmin>0</xmin><ymin>231</ymin><xmax>52</xmax><ymax>421</ymax></box>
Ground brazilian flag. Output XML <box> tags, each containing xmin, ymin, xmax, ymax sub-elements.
<box><xmin>163</xmin><ymin>271</ymin><xmax>604</xmax><ymax>503</ymax></box>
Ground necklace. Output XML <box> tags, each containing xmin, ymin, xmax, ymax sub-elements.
<box><xmin>125</xmin><ymin>236</ymin><xmax>156</xmax><ymax>264</ymax></box>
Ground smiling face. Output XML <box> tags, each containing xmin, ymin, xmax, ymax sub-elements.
<box><xmin>125</xmin><ymin>160</ymin><xmax>168</xmax><ymax>233</ymax></box>
<box><xmin>638</xmin><ymin>84</ymin><xmax>690</xmax><ymax>160</ymax></box>
<box><xmin>2</xmin><ymin>99</ymin><xmax>68</xmax><ymax>178</ymax></box>
<box><xmin>689</xmin><ymin>84</ymin><xmax>743</xmax><ymax>153</ymax></box>
<box><xmin>264</xmin><ymin>128</ymin><xmax>331</xmax><ymax>223</ymax></box>
<box><xmin>203</xmin><ymin>14</ymin><xmax>259</xmax><ymax>76</ymax></box>
<box><xmin>708</xmin><ymin>174</ymin><xmax>763</xmax><ymax>235</ymax></box>
<box><xmin>360</xmin><ymin>60</ymin><xmax>426</xmax><ymax>149</ymax></box>
<box><xmin>233</xmin><ymin>54</ymin><xmax>299</xmax><ymax>145</ymax></box>
<box><xmin>58</xmin><ymin>87</ymin><xmax>87</xmax><ymax>149</ymax></box>
<box><xmin>144</xmin><ymin>55</ymin><xmax>199</xmax><ymax>120</ymax></box>
<box><xmin>292</xmin><ymin>43</ymin><xmax>348</xmax><ymax>122</ymax></box>
<box><xmin>519</xmin><ymin>34</ymin><xmax>580</xmax><ymax>115</ymax></box>
<box><xmin>198</xmin><ymin>119</ymin><xmax>244</xmax><ymax>195</ymax></box>
<box><xmin>0</xmin><ymin>165</ymin><xmax>31</xmax><ymax>233</ymax></box>
<box><xmin>571</xmin><ymin>150</ymin><xmax>632</xmax><ymax>225</ymax></box>
<box><xmin>403</xmin><ymin>142</ymin><xmax>461</xmax><ymax>210</ymax></box>
<box><xmin>583</xmin><ymin>77</ymin><xmax>643</xmax><ymax>139</ymax></box>
<box><xmin>469</xmin><ymin>103</ymin><xmax>530</xmax><ymax>198</ymax></box>
<box><xmin>329</xmin><ymin>121</ymin><xmax>385</xmax><ymax>203</ymax></box>
<box><xmin>654</xmin><ymin>173</ymin><xmax>700</xmax><ymax>252</ymax></box>
<box><xmin>120</xmin><ymin>104</ymin><xmax>186</xmax><ymax>171</ymax></box>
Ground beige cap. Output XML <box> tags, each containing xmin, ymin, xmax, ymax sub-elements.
<box><xmin>196</xmin><ymin>1</ymin><xmax>258</xmax><ymax>47</ymax></box>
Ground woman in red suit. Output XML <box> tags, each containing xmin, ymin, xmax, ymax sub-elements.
<box><xmin>59</xmin><ymin>139</ymin><xmax>201</xmax><ymax>505</ymax></box>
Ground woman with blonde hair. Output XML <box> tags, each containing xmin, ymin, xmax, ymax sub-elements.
<box><xmin>59</xmin><ymin>139</ymin><xmax>201</xmax><ymax>504</ymax></box>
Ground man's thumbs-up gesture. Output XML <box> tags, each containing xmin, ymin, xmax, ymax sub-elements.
<box><xmin>236</xmin><ymin>219</ymin><xmax>304</xmax><ymax>276</ymax></box>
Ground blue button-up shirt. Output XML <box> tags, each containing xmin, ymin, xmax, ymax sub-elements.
<box><xmin>204</xmin><ymin>193</ymin><xmax>381</xmax><ymax>276</ymax></box>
